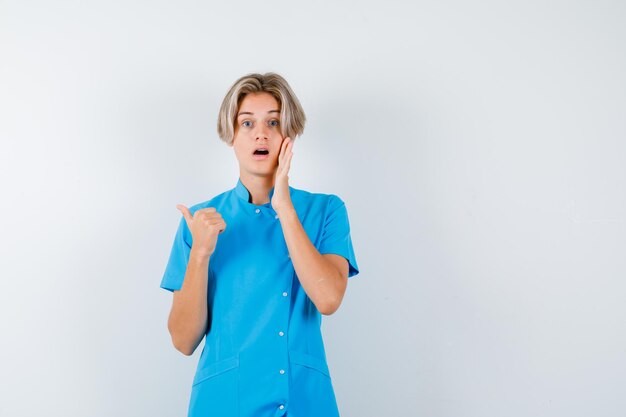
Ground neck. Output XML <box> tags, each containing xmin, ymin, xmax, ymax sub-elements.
<box><xmin>239</xmin><ymin>171</ymin><xmax>276</xmax><ymax>205</ymax></box>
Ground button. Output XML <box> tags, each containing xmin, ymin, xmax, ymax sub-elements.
<box><xmin>279</xmin><ymin>369</ymin><xmax>285</xmax><ymax>374</ymax></box>
<box><xmin>279</xmin><ymin>405</ymin><xmax>285</xmax><ymax>410</ymax></box>
<box><xmin>279</xmin><ymin>331</ymin><xmax>284</xmax><ymax>336</ymax></box>
<box><xmin>282</xmin><ymin>291</ymin><xmax>288</xmax><ymax>297</ymax></box>
<box><xmin>255</xmin><ymin>208</ymin><xmax>260</xmax><ymax>214</ymax></box>
<box><xmin>287</xmin><ymin>253</ymin><xmax>290</xmax><ymax>258</ymax></box>
<box><xmin>275</xmin><ymin>214</ymin><xmax>279</xmax><ymax>219</ymax></box>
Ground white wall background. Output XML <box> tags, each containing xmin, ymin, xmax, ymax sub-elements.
<box><xmin>1</xmin><ymin>1</ymin><xmax>624</xmax><ymax>416</ymax></box>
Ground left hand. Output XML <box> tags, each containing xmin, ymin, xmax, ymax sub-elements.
<box><xmin>271</xmin><ymin>136</ymin><xmax>295</xmax><ymax>215</ymax></box>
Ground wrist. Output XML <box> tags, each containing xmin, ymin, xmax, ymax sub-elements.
<box><xmin>276</xmin><ymin>206</ymin><xmax>298</xmax><ymax>221</ymax></box>
<box><xmin>190</xmin><ymin>246</ymin><xmax>212</xmax><ymax>262</ymax></box>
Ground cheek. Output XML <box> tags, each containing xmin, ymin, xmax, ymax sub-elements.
<box><xmin>232</xmin><ymin>145</ymin><xmax>245</xmax><ymax>160</ymax></box>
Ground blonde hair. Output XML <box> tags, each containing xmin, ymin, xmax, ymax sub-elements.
<box><xmin>217</xmin><ymin>72</ymin><xmax>306</xmax><ymax>145</ymax></box>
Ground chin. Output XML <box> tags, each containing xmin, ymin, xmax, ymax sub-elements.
<box><xmin>244</xmin><ymin>167</ymin><xmax>276</xmax><ymax>177</ymax></box>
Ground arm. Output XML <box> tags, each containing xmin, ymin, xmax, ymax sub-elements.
<box><xmin>278</xmin><ymin>208</ymin><xmax>349</xmax><ymax>315</ymax></box>
<box><xmin>166</xmin><ymin>247</ymin><xmax>210</xmax><ymax>356</ymax></box>
<box><xmin>271</xmin><ymin>137</ymin><xmax>349</xmax><ymax>315</ymax></box>
<box><xmin>165</xmin><ymin>205</ymin><xmax>225</xmax><ymax>355</ymax></box>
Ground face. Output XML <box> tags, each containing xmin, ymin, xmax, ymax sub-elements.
<box><xmin>230</xmin><ymin>92</ymin><xmax>285</xmax><ymax>178</ymax></box>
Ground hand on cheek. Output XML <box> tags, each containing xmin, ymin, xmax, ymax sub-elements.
<box><xmin>271</xmin><ymin>137</ymin><xmax>294</xmax><ymax>214</ymax></box>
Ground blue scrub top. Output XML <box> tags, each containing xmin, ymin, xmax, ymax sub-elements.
<box><xmin>161</xmin><ymin>178</ymin><xmax>360</xmax><ymax>417</ymax></box>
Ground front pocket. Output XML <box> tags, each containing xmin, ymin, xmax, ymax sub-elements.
<box><xmin>192</xmin><ymin>355</ymin><xmax>239</xmax><ymax>386</ymax></box>
<box><xmin>287</xmin><ymin>351</ymin><xmax>339</xmax><ymax>417</ymax></box>
<box><xmin>189</xmin><ymin>356</ymin><xmax>240</xmax><ymax>417</ymax></box>
<box><xmin>289</xmin><ymin>350</ymin><xmax>331</xmax><ymax>378</ymax></box>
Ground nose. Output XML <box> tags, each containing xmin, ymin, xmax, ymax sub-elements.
<box><xmin>254</xmin><ymin>123</ymin><xmax>270</xmax><ymax>141</ymax></box>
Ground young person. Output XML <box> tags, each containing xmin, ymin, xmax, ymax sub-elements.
<box><xmin>160</xmin><ymin>72</ymin><xmax>360</xmax><ymax>417</ymax></box>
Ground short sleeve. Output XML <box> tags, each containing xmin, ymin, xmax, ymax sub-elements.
<box><xmin>318</xmin><ymin>195</ymin><xmax>360</xmax><ymax>278</ymax></box>
<box><xmin>160</xmin><ymin>215</ymin><xmax>192</xmax><ymax>292</ymax></box>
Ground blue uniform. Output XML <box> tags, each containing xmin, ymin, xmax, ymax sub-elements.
<box><xmin>161</xmin><ymin>177</ymin><xmax>360</xmax><ymax>417</ymax></box>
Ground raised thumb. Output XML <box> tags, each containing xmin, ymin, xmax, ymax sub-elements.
<box><xmin>176</xmin><ymin>204</ymin><xmax>193</xmax><ymax>227</ymax></box>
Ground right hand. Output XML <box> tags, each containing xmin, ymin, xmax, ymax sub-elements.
<box><xmin>176</xmin><ymin>204</ymin><xmax>227</xmax><ymax>257</ymax></box>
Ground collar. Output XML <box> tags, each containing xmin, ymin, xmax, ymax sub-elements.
<box><xmin>234</xmin><ymin>177</ymin><xmax>275</xmax><ymax>205</ymax></box>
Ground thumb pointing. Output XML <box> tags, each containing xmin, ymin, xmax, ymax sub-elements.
<box><xmin>176</xmin><ymin>204</ymin><xmax>193</xmax><ymax>227</ymax></box>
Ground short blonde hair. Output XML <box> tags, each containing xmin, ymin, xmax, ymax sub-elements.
<box><xmin>217</xmin><ymin>72</ymin><xmax>306</xmax><ymax>145</ymax></box>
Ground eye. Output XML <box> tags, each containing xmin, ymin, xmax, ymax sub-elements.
<box><xmin>242</xmin><ymin>120</ymin><xmax>252</xmax><ymax>127</ymax></box>
<box><xmin>269</xmin><ymin>119</ymin><xmax>279</xmax><ymax>127</ymax></box>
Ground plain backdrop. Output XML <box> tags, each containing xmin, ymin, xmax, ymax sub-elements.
<box><xmin>1</xmin><ymin>1</ymin><xmax>624</xmax><ymax>416</ymax></box>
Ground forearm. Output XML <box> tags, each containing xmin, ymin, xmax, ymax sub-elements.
<box><xmin>278</xmin><ymin>208</ymin><xmax>344</xmax><ymax>315</ymax></box>
<box><xmin>167</xmin><ymin>247</ymin><xmax>210</xmax><ymax>355</ymax></box>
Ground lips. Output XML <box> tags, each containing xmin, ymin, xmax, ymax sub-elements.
<box><xmin>253</xmin><ymin>147</ymin><xmax>269</xmax><ymax>160</ymax></box>
<box><xmin>253</xmin><ymin>147</ymin><xmax>269</xmax><ymax>155</ymax></box>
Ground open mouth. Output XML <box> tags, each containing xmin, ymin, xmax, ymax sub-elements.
<box><xmin>253</xmin><ymin>148</ymin><xmax>269</xmax><ymax>160</ymax></box>
<box><xmin>252</xmin><ymin>147</ymin><xmax>270</xmax><ymax>161</ymax></box>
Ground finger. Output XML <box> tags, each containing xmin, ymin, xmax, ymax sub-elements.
<box><xmin>176</xmin><ymin>204</ymin><xmax>193</xmax><ymax>227</ymax></box>
<box><xmin>288</xmin><ymin>141</ymin><xmax>294</xmax><ymax>163</ymax></box>
<box><xmin>283</xmin><ymin>137</ymin><xmax>292</xmax><ymax>167</ymax></box>
<box><xmin>201</xmin><ymin>209</ymin><xmax>220</xmax><ymax>217</ymax></box>
<box><xmin>279</xmin><ymin>137</ymin><xmax>288</xmax><ymax>164</ymax></box>
<box><xmin>283</xmin><ymin>137</ymin><xmax>291</xmax><ymax>158</ymax></box>
<box><xmin>208</xmin><ymin>218</ymin><xmax>227</xmax><ymax>233</ymax></box>
<box><xmin>207</xmin><ymin>216</ymin><xmax>225</xmax><ymax>225</ymax></box>
<box><xmin>285</xmin><ymin>149</ymin><xmax>293</xmax><ymax>173</ymax></box>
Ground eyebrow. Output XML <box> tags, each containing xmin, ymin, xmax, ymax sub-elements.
<box><xmin>237</xmin><ymin>110</ymin><xmax>280</xmax><ymax>118</ymax></box>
